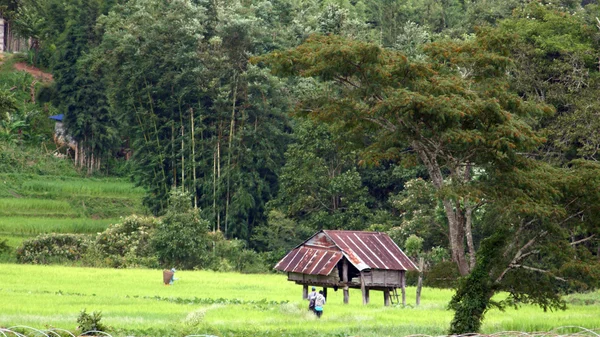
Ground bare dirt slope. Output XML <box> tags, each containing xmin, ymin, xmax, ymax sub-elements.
<box><xmin>14</xmin><ymin>62</ymin><xmax>53</xmax><ymax>82</ymax></box>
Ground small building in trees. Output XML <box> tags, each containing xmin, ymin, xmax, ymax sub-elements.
<box><xmin>275</xmin><ymin>230</ymin><xmax>418</xmax><ymax>306</ymax></box>
<box><xmin>49</xmin><ymin>114</ymin><xmax>76</xmax><ymax>152</ymax></box>
<box><xmin>0</xmin><ymin>17</ymin><xmax>30</xmax><ymax>52</ymax></box>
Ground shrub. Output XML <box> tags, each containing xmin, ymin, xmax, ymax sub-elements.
<box><xmin>206</xmin><ymin>232</ymin><xmax>269</xmax><ymax>273</ymax></box>
<box><xmin>16</xmin><ymin>233</ymin><xmax>90</xmax><ymax>264</ymax></box>
<box><xmin>77</xmin><ymin>309</ymin><xmax>106</xmax><ymax>335</ymax></box>
<box><xmin>424</xmin><ymin>260</ymin><xmax>460</xmax><ymax>288</ymax></box>
<box><xmin>152</xmin><ymin>188</ymin><xmax>211</xmax><ymax>269</ymax></box>
<box><xmin>92</xmin><ymin>215</ymin><xmax>159</xmax><ymax>268</ymax></box>
<box><xmin>0</xmin><ymin>239</ymin><xmax>9</xmax><ymax>253</ymax></box>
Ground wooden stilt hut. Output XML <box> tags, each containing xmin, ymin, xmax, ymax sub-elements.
<box><xmin>275</xmin><ymin>230</ymin><xmax>418</xmax><ymax>306</ymax></box>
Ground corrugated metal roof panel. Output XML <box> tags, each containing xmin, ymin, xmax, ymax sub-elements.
<box><xmin>324</xmin><ymin>230</ymin><xmax>418</xmax><ymax>271</ymax></box>
<box><xmin>274</xmin><ymin>246</ymin><xmax>343</xmax><ymax>276</ymax></box>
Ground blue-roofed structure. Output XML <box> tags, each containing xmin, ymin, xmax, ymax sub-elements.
<box><xmin>49</xmin><ymin>114</ymin><xmax>64</xmax><ymax>121</ymax></box>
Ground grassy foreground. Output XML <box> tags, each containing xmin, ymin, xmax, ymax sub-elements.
<box><xmin>1</xmin><ymin>265</ymin><xmax>599</xmax><ymax>337</ymax></box>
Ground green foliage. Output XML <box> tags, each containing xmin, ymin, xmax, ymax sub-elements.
<box><xmin>208</xmin><ymin>232</ymin><xmax>270</xmax><ymax>273</ymax></box>
<box><xmin>496</xmin><ymin>4</ymin><xmax>600</xmax><ymax>163</ymax></box>
<box><xmin>271</xmin><ymin>119</ymin><xmax>372</xmax><ymax>231</ymax></box>
<box><xmin>391</xmin><ymin>21</ymin><xmax>430</xmax><ymax>60</ymax></box>
<box><xmin>94</xmin><ymin>0</ymin><xmax>293</xmax><ymax>240</ymax></box>
<box><xmin>0</xmin><ymin>146</ymin><xmax>79</xmax><ymax>176</ymax></box>
<box><xmin>16</xmin><ymin>233</ymin><xmax>90</xmax><ymax>264</ymax></box>
<box><xmin>152</xmin><ymin>188</ymin><xmax>211</xmax><ymax>269</ymax></box>
<box><xmin>77</xmin><ymin>309</ymin><xmax>105</xmax><ymax>335</ymax></box>
<box><xmin>404</xmin><ymin>234</ymin><xmax>424</xmax><ymax>257</ymax></box>
<box><xmin>251</xmin><ymin>210</ymin><xmax>312</xmax><ymax>262</ymax></box>
<box><xmin>0</xmin><ymin>238</ymin><xmax>10</xmax><ymax>254</ymax></box>
<box><xmin>424</xmin><ymin>260</ymin><xmax>460</xmax><ymax>289</ymax></box>
<box><xmin>0</xmin><ymin>64</ymin><xmax>52</xmax><ymax>146</ymax></box>
<box><xmin>93</xmin><ymin>215</ymin><xmax>158</xmax><ymax>268</ymax></box>
<box><xmin>389</xmin><ymin>178</ymin><xmax>447</xmax><ymax>250</ymax></box>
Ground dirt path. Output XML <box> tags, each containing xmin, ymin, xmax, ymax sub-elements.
<box><xmin>14</xmin><ymin>62</ymin><xmax>53</xmax><ymax>82</ymax></box>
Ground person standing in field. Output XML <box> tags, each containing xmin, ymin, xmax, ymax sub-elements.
<box><xmin>314</xmin><ymin>290</ymin><xmax>326</xmax><ymax>318</ymax></box>
<box><xmin>307</xmin><ymin>287</ymin><xmax>317</xmax><ymax>312</ymax></box>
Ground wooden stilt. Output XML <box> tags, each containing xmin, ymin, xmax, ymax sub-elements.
<box><xmin>384</xmin><ymin>289</ymin><xmax>390</xmax><ymax>306</ymax></box>
<box><xmin>360</xmin><ymin>271</ymin><xmax>367</xmax><ymax>305</ymax></box>
<box><xmin>366</xmin><ymin>288</ymin><xmax>370</xmax><ymax>304</ymax></box>
<box><xmin>343</xmin><ymin>259</ymin><xmax>349</xmax><ymax>304</ymax></box>
<box><xmin>344</xmin><ymin>286</ymin><xmax>349</xmax><ymax>304</ymax></box>
<box><xmin>302</xmin><ymin>284</ymin><xmax>308</xmax><ymax>300</ymax></box>
<box><xmin>401</xmin><ymin>270</ymin><xmax>406</xmax><ymax>306</ymax></box>
<box><xmin>323</xmin><ymin>287</ymin><xmax>328</xmax><ymax>299</ymax></box>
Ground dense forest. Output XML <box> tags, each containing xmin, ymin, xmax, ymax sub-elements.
<box><xmin>2</xmin><ymin>0</ymin><xmax>600</xmax><ymax>332</ymax></box>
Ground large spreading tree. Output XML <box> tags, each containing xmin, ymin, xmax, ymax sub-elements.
<box><xmin>259</xmin><ymin>32</ymin><xmax>547</xmax><ymax>276</ymax></box>
<box><xmin>259</xmin><ymin>32</ymin><xmax>600</xmax><ymax>333</ymax></box>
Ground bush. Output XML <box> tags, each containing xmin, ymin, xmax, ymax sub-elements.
<box><xmin>205</xmin><ymin>232</ymin><xmax>269</xmax><ymax>273</ymax></box>
<box><xmin>424</xmin><ymin>260</ymin><xmax>460</xmax><ymax>288</ymax></box>
<box><xmin>16</xmin><ymin>233</ymin><xmax>90</xmax><ymax>264</ymax></box>
<box><xmin>92</xmin><ymin>215</ymin><xmax>159</xmax><ymax>268</ymax></box>
<box><xmin>152</xmin><ymin>188</ymin><xmax>211</xmax><ymax>269</ymax></box>
<box><xmin>77</xmin><ymin>309</ymin><xmax>106</xmax><ymax>335</ymax></box>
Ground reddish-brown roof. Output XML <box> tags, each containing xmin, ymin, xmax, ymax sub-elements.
<box><xmin>274</xmin><ymin>246</ymin><xmax>343</xmax><ymax>276</ymax></box>
<box><xmin>324</xmin><ymin>230</ymin><xmax>418</xmax><ymax>271</ymax></box>
<box><xmin>274</xmin><ymin>230</ymin><xmax>418</xmax><ymax>275</ymax></box>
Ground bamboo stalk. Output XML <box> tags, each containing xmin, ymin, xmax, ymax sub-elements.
<box><xmin>191</xmin><ymin>108</ymin><xmax>197</xmax><ymax>209</ymax></box>
<box><xmin>225</xmin><ymin>75</ymin><xmax>237</xmax><ymax>236</ymax></box>
<box><xmin>217</xmin><ymin>130</ymin><xmax>221</xmax><ymax>232</ymax></box>
<box><xmin>213</xmin><ymin>145</ymin><xmax>217</xmax><ymax>233</ymax></box>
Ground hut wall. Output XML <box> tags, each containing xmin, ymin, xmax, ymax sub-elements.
<box><xmin>362</xmin><ymin>270</ymin><xmax>402</xmax><ymax>287</ymax></box>
<box><xmin>288</xmin><ymin>267</ymin><xmax>340</xmax><ymax>285</ymax></box>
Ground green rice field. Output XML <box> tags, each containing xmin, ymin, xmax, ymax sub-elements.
<box><xmin>21</xmin><ymin>178</ymin><xmax>145</xmax><ymax>198</ymax></box>
<box><xmin>0</xmin><ymin>174</ymin><xmax>145</xmax><ymax>256</ymax></box>
<box><xmin>0</xmin><ymin>264</ymin><xmax>598</xmax><ymax>337</ymax></box>
<box><xmin>0</xmin><ymin>198</ymin><xmax>77</xmax><ymax>217</ymax></box>
<box><xmin>0</xmin><ymin>217</ymin><xmax>119</xmax><ymax>235</ymax></box>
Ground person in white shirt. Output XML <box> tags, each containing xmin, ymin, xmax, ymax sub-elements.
<box><xmin>314</xmin><ymin>290</ymin><xmax>326</xmax><ymax>318</ymax></box>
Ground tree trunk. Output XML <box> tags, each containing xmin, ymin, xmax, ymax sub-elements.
<box><xmin>414</xmin><ymin>141</ymin><xmax>471</xmax><ymax>276</ymax></box>
<box><xmin>465</xmin><ymin>205</ymin><xmax>476</xmax><ymax>270</ymax></box>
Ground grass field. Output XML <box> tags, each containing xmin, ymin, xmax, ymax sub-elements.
<box><xmin>21</xmin><ymin>178</ymin><xmax>145</xmax><ymax>198</ymax></box>
<box><xmin>0</xmin><ymin>198</ymin><xmax>77</xmax><ymax>217</ymax></box>
<box><xmin>0</xmin><ymin>173</ymin><xmax>146</xmax><ymax>257</ymax></box>
<box><xmin>0</xmin><ymin>265</ymin><xmax>598</xmax><ymax>337</ymax></box>
<box><xmin>0</xmin><ymin>217</ymin><xmax>120</xmax><ymax>235</ymax></box>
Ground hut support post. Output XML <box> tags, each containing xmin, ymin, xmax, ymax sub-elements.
<box><xmin>323</xmin><ymin>287</ymin><xmax>328</xmax><ymax>299</ymax></box>
<box><xmin>401</xmin><ymin>270</ymin><xmax>406</xmax><ymax>306</ymax></box>
<box><xmin>302</xmin><ymin>284</ymin><xmax>308</xmax><ymax>300</ymax></box>
<box><xmin>366</xmin><ymin>288</ymin><xmax>370</xmax><ymax>304</ymax></box>
<box><xmin>343</xmin><ymin>259</ymin><xmax>349</xmax><ymax>304</ymax></box>
<box><xmin>383</xmin><ymin>289</ymin><xmax>390</xmax><ymax>306</ymax></box>
<box><xmin>360</xmin><ymin>271</ymin><xmax>367</xmax><ymax>305</ymax></box>
<box><xmin>416</xmin><ymin>257</ymin><xmax>424</xmax><ymax>306</ymax></box>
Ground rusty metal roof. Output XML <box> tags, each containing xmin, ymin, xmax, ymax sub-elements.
<box><xmin>324</xmin><ymin>230</ymin><xmax>418</xmax><ymax>272</ymax></box>
<box><xmin>274</xmin><ymin>246</ymin><xmax>343</xmax><ymax>276</ymax></box>
<box><xmin>274</xmin><ymin>230</ymin><xmax>418</xmax><ymax>275</ymax></box>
